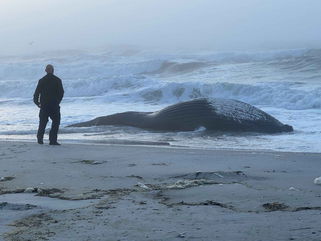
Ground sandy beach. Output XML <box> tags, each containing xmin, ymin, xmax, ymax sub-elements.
<box><xmin>0</xmin><ymin>141</ymin><xmax>321</xmax><ymax>241</ymax></box>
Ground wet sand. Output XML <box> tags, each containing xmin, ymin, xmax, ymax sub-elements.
<box><xmin>1</xmin><ymin>141</ymin><xmax>321</xmax><ymax>241</ymax></box>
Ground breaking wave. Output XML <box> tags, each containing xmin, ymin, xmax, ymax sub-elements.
<box><xmin>0</xmin><ymin>48</ymin><xmax>320</xmax><ymax>111</ymax></box>
<box><xmin>143</xmin><ymin>61</ymin><xmax>209</xmax><ymax>75</ymax></box>
<box><xmin>1</xmin><ymin>78</ymin><xmax>320</xmax><ymax>110</ymax></box>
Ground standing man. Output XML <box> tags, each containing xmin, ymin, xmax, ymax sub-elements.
<box><xmin>33</xmin><ymin>64</ymin><xmax>64</xmax><ymax>145</ymax></box>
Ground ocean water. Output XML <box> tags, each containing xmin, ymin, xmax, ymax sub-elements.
<box><xmin>0</xmin><ymin>48</ymin><xmax>320</xmax><ymax>152</ymax></box>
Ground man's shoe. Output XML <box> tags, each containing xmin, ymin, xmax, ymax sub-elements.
<box><xmin>37</xmin><ymin>140</ymin><xmax>44</xmax><ymax>145</ymax></box>
<box><xmin>49</xmin><ymin>142</ymin><xmax>61</xmax><ymax>146</ymax></box>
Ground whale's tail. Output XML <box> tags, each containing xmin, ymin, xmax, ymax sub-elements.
<box><xmin>68</xmin><ymin>119</ymin><xmax>98</xmax><ymax>127</ymax></box>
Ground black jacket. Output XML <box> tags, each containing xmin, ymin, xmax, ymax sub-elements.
<box><xmin>33</xmin><ymin>73</ymin><xmax>64</xmax><ymax>107</ymax></box>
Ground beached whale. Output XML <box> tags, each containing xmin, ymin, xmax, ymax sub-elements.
<box><xmin>68</xmin><ymin>98</ymin><xmax>293</xmax><ymax>133</ymax></box>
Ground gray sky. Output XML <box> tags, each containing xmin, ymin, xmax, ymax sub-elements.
<box><xmin>1</xmin><ymin>0</ymin><xmax>321</xmax><ymax>55</ymax></box>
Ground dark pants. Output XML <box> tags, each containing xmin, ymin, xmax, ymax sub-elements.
<box><xmin>37</xmin><ymin>105</ymin><xmax>61</xmax><ymax>143</ymax></box>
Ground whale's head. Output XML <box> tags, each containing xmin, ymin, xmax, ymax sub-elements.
<box><xmin>282</xmin><ymin>124</ymin><xmax>294</xmax><ymax>132</ymax></box>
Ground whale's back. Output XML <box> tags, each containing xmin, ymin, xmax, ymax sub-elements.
<box><xmin>149</xmin><ymin>99</ymin><xmax>213</xmax><ymax>131</ymax></box>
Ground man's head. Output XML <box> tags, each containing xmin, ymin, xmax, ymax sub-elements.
<box><xmin>45</xmin><ymin>64</ymin><xmax>54</xmax><ymax>74</ymax></box>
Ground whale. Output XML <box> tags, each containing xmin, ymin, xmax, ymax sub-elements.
<box><xmin>68</xmin><ymin>98</ymin><xmax>293</xmax><ymax>133</ymax></box>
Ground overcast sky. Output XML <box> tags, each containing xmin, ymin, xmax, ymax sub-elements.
<box><xmin>1</xmin><ymin>0</ymin><xmax>321</xmax><ymax>55</ymax></box>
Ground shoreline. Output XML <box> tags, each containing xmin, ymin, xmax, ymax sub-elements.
<box><xmin>1</xmin><ymin>140</ymin><xmax>321</xmax><ymax>240</ymax></box>
<box><xmin>1</xmin><ymin>138</ymin><xmax>321</xmax><ymax>155</ymax></box>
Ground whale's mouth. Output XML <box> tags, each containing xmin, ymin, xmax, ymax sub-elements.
<box><xmin>282</xmin><ymin>124</ymin><xmax>294</xmax><ymax>132</ymax></box>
